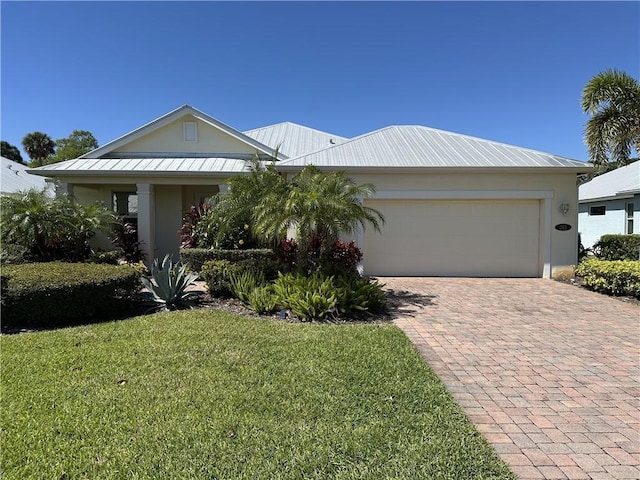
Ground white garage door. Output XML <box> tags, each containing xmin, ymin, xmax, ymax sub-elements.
<box><xmin>363</xmin><ymin>199</ymin><xmax>541</xmax><ymax>277</ymax></box>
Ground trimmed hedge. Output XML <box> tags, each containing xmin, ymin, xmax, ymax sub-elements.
<box><xmin>1</xmin><ymin>262</ymin><xmax>141</xmax><ymax>329</ymax></box>
<box><xmin>180</xmin><ymin>248</ymin><xmax>275</xmax><ymax>272</ymax></box>
<box><xmin>593</xmin><ymin>234</ymin><xmax>640</xmax><ymax>261</ymax></box>
<box><xmin>575</xmin><ymin>258</ymin><xmax>640</xmax><ymax>298</ymax></box>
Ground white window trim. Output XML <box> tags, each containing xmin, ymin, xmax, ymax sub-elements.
<box><xmin>588</xmin><ymin>205</ymin><xmax>606</xmax><ymax>216</ymax></box>
<box><xmin>625</xmin><ymin>202</ymin><xmax>634</xmax><ymax>234</ymax></box>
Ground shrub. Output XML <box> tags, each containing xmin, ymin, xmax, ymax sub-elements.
<box><xmin>320</xmin><ymin>239</ymin><xmax>363</xmax><ymax>277</ymax></box>
<box><xmin>87</xmin><ymin>249</ymin><xmax>121</xmax><ymax>265</ymax></box>
<box><xmin>140</xmin><ymin>255</ymin><xmax>201</xmax><ymax>310</ymax></box>
<box><xmin>274</xmin><ymin>238</ymin><xmax>298</xmax><ymax>271</ymax></box>
<box><xmin>179</xmin><ymin>203</ymin><xmax>212</xmax><ymax>249</ymax></box>
<box><xmin>0</xmin><ymin>244</ymin><xmax>29</xmax><ymax>265</ymax></box>
<box><xmin>180</xmin><ymin>248</ymin><xmax>275</xmax><ymax>273</ymax></box>
<box><xmin>247</xmin><ymin>285</ymin><xmax>279</xmax><ymax>314</ymax></box>
<box><xmin>111</xmin><ymin>220</ymin><xmax>145</xmax><ymax>264</ymax></box>
<box><xmin>229</xmin><ymin>270</ymin><xmax>267</xmax><ymax>303</ymax></box>
<box><xmin>200</xmin><ymin>260</ymin><xmax>244</xmax><ymax>297</ymax></box>
<box><xmin>1</xmin><ymin>262</ymin><xmax>140</xmax><ymax>328</ymax></box>
<box><xmin>592</xmin><ymin>234</ymin><xmax>640</xmax><ymax>261</ymax></box>
<box><xmin>274</xmin><ymin>237</ymin><xmax>363</xmax><ymax>276</ymax></box>
<box><xmin>195</xmin><ymin>209</ymin><xmax>259</xmax><ymax>250</ymax></box>
<box><xmin>273</xmin><ymin>272</ymin><xmax>337</xmax><ymax>321</ymax></box>
<box><xmin>0</xmin><ymin>189</ymin><xmax>116</xmax><ymax>263</ymax></box>
<box><xmin>575</xmin><ymin>258</ymin><xmax>640</xmax><ymax>297</ymax></box>
<box><xmin>335</xmin><ymin>275</ymin><xmax>387</xmax><ymax>315</ymax></box>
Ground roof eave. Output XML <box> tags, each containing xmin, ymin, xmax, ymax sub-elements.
<box><xmin>274</xmin><ymin>164</ymin><xmax>594</xmax><ymax>174</ymax></box>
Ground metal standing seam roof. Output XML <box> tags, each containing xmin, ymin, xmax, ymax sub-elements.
<box><xmin>579</xmin><ymin>161</ymin><xmax>640</xmax><ymax>202</ymax></box>
<box><xmin>243</xmin><ymin>122</ymin><xmax>348</xmax><ymax>159</ymax></box>
<box><xmin>30</xmin><ymin>157</ymin><xmax>250</xmax><ymax>176</ymax></box>
<box><xmin>278</xmin><ymin>125</ymin><xmax>590</xmax><ymax>169</ymax></box>
<box><xmin>1</xmin><ymin>156</ymin><xmax>52</xmax><ymax>194</ymax></box>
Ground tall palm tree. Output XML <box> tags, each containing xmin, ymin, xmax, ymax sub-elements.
<box><xmin>581</xmin><ymin>69</ymin><xmax>640</xmax><ymax>170</ymax></box>
<box><xmin>21</xmin><ymin>131</ymin><xmax>56</xmax><ymax>166</ymax></box>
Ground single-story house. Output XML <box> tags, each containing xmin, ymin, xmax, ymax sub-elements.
<box><xmin>29</xmin><ymin>105</ymin><xmax>591</xmax><ymax>278</ymax></box>
<box><xmin>578</xmin><ymin>162</ymin><xmax>640</xmax><ymax>249</ymax></box>
<box><xmin>1</xmin><ymin>155</ymin><xmax>52</xmax><ymax>196</ymax></box>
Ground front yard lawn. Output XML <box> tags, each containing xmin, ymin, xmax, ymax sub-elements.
<box><xmin>1</xmin><ymin>311</ymin><xmax>515</xmax><ymax>479</ymax></box>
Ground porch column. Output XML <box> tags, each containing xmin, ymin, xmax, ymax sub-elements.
<box><xmin>137</xmin><ymin>183</ymin><xmax>156</xmax><ymax>265</ymax></box>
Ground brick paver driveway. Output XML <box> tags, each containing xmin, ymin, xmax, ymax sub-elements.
<box><xmin>381</xmin><ymin>278</ymin><xmax>639</xmax><ymax>480</ymax></box>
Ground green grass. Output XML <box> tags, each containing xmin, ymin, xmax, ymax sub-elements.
<box><xmin>1</xmin><ymin>311</ymin><xmax>515</xmax><ymax>479</ymax></box>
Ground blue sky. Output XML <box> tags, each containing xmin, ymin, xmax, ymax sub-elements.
<box><xmin>1</xmin><ymin>1</ymin><xmax>638</xmax><ymax>162</ymax></box>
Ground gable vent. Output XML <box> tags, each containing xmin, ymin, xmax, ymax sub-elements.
<box><xmin>183</xmin><ymin>122</ymin><xmax>198</xmax><ymax>142</ymax></box>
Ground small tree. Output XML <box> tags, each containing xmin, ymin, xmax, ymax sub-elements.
<box><xmin>44</xmin><ymin>130</ymin><xmax>99</xmax><ymax>165</ymax></box>
<box><xmin>1</xmin><ymin>141</ymin><xmax>24</xmax><ymax>164</ymax></box>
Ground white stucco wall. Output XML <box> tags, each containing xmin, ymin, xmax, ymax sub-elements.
<box><xmin>579</xmin><ymin>195</ymin><xmax>640</xmax><ymax>248</ymax></box>
<box><xmin>154</xmin><ymin>185</ymin><xmax>183</xmax><ymax>261</ymax></box>
<box><xmin>347</xmin><ymin>170</ymin><xmax>580</xmax><ymax>276</ymax></box>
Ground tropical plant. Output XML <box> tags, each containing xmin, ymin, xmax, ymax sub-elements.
<box><xmin>140</xmin><ymin>255</ymin><xmax>200</xmax><ymax>310</ymax></box>
<box><xmin>110</xmin><ymin>219</ymin><xmax>145</xmax><ymax>264</ymax></box>
<box><xmin>201</xmin><ymin>259</ymin><xmax>245</xmax><ymax>297</ymax></box>
<box><xmin>228</xmin><ymin>270</ymin><xmax>267</xmax><ymax>303</ymax></box>
<box><xmin>204</xmin><ymin>157</ymin><xmax>285</xmax><ymax>249</ymax></box>
<box><xmin>179</xmin><ymin>202</ymin><xmax>212</xmax><ymax>248</ymax></box>
<box><xmin>273</xmin><ymin>272</ymin><xmax>338</xmax><ymax>321</ymax></box>
<box><xmin>581</xmin><ymin>69</ymin><xmax>640</xmax><ymax>170</ymax></box>
<box><xmin>247</xmin><ymin>285</ymin><xmax>279</xmax><ymax>314</ymax></box>
<box><xmin>335</xmin><ymin>275</ymin><xmax>387</xmax><ymax>315</ymax></box>
<box><xmin>0</xmin><ymin>189</ymin><xmax>115</xmax><ymax>262</ymax></box>
<box><xmin>21</xmin><ymin>132</ymin><xmax>56</xmax><ymax>166</ymax></box>
<box><xmin>253</xmin><ymin>165</ymin><xmax>384</xmax><ymax>272</ymax></box>
<box><xmin>1</xmin><ymin>140</ymin><xmax>24</xmax><ymax>163</ymax></box>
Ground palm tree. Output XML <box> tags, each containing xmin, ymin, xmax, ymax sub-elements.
<box><xmin>0</xmin><ymin>189</ymin><xmax>115</xmax><ymax>261</ymax></box>
<box><xmin>581</xmin><ymin>69</ymin><xmax>640</xmax><ymax>170</ymax></box>
<box><xmin>208</xmin><ymin>157</ymin><xmax>288</xmax><ymax>248</ymax></box>
<box><xmin>21</xmin><ymin>131</ymin><xmax>56</xmax><ymax>166</ymax></box>
<box><xmin>253</xmin><ymin>165</ymin><xmax>385</xmax><ymax>270</ymax></box>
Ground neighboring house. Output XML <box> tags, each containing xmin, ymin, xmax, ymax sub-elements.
<box><xmin>1</xmin><ymin>155</ymin><xmax>52</xmax><ymax>196</ymax></box>
<box><xmin>578</xmin><ymin>162</ymin><xmax>640</xmax><ymax>249</ymax></box>
<box><xmin>30</xmin><ymin>105</ymin><xmax>591</xmax><ymax>278</ymax></box>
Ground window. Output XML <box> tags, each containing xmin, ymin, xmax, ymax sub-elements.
<box><xmin>113</xmin><ymin>192</ymin><xmax>138</xmax><ymax>227</ymax></box>
<box><xmin>626</xmin><ymin>202</ymin><xmax>635</xmax><ymax>234</ymax></box>
<box><xmin>589</xmin><ymin>205</ymin><xmax>606</xmax><ymax>216</ymax></box>
<box><xmin>183</xmin><ymin>121</ymin><xmax>197</xmax><ymax>142</ymax></box>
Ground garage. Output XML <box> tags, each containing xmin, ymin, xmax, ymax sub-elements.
<box><xmin>363</xmin><ymin>198</ymin><xmax>541</xmax><ymax>277</ymax></box>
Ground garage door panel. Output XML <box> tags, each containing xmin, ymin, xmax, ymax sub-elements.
<box><xmin>364</xmin><ymin>199</ymin><xmax>540</xmax><ymax>277</ymax></box>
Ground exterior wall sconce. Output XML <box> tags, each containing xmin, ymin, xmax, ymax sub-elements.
<box><xmin>560</xmin><ymin>202</ymin><xmax>570</xmax><ymax>215</ymax></box>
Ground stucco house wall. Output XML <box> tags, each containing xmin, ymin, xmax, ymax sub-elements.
<box><xmin>579</xmin><ymin>195</ymin><xmax>639</xmax><ymax>249</ymax></box>
<box><xmin>578</xmin><ymin>162</ymin><xmax>640</xmax><ymax>249</ymax></box>
<box><xmin>346</xmin><ymin>171</ymin><xmax>580</xmax><ymax>277</ymax></box>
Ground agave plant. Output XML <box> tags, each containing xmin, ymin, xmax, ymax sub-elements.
<box><xmin>140</xmin><ymin>255</ymin><xmax>201</xmax><ymax>310</ymax></box>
